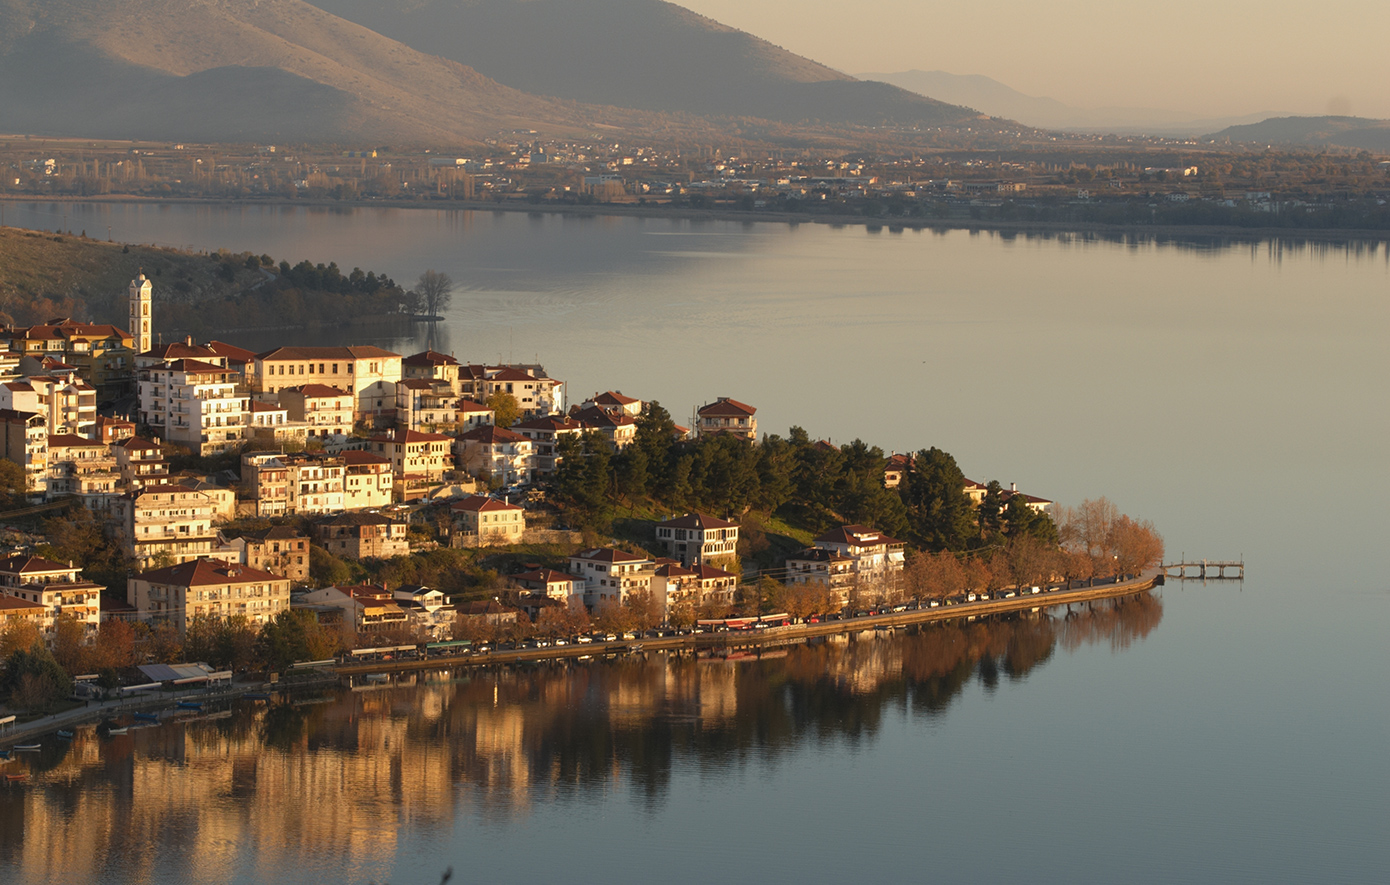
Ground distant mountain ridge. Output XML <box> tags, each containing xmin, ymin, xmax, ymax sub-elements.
<box><xmin>860</xmin><ymin>69</ymin><xmax>1280</xmax><ymax>136</ymax></box>
<box><xmin>304</xmin><ymin>0</ymin><xmax>983</xmax><ymax>128</ymax></box>
<box><xmin>1206</xmin><ymin>116</ymin><xmax>1390</xmax><ymax>151</ymax></box>
<box><xmin>0</xmin><ymin>0</ymin><xmax>701</xmax><ymax>144</ymax></box>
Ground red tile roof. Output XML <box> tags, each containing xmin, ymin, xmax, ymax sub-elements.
<box><xmin>571</xmin><ymin>547</ymin><xmax>649</xmax><ymax>565</ymax></box>
<box><xmin>814</xmin><ymin>525</ymin><xmax>904</xmax><ymax>547</ymax></box>
<box><xmin>47</xmin><ymin>433</ymin><xmax>105</xmax><ymax>448</ymax></box>
<box><xmin>593</xmin><ymin>391</ymin><xmax>640</xmax><ymax>406</ymax></box>
<box><xmin>136</xmin><ymin>558</ymin><xmax>286</xmax><ymax>587</ymax></box>
<box><xmin>403</xmin><ymin>350</ymin><xmax>459</xmax><ymax>367</ymax></box>
<box><xmin>456</xmin><ymin>400</ymin><xmax>491</xmax><ymax>413</ymax></box>
<box><xmin>340</xmin><ymin>450</ymin><xmax>391</xmax><ymax>466</ymax></box>
<box><xmin>0</xmin><ymin>554</ymin><xmax>79</xmax><ymax>574</ymax></box>
<box><xmin>257</xmin><ymin>346</ymin><xmax>400</xmax><ymax>361</ymax></box>
<box><xmin>368</xmin><ymin>429</ymin><xmax>451</xmax><ymax>444</ymax></box>
<box><xmin>451</xmin><ymin>494</ymin><xmax>524</xmax><ymax>513</ymax></box>
<box><xmin>457</xmin><ymin>425</ymin><xmax>529</xmax><ymax>445</ymax></box>
<box><xmin>697</xmin><ymin>397</ymin><xmax>756</xmax><ymax>417</ymax></box>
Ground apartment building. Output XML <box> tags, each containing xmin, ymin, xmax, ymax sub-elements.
<box><xmin>46</xmin><ymin>433</ymin><xmax>119</xmax><ymax>504</ymax></box>
<box><xmin>394</xmin><ymin>379</ymin><xmax>459</xmax><ymax>432</ymax></box>
<box><xmin>1</xmin><ymin>318</ymin><xmax>135</xmax><ymax>395</ymax></box>
<box><xmin>240</xmin><ymin>526</ymin><xmax>311</xmax><ymax>584</ymax></box>
<box><xmin>241</xmin><ymin>452</ymin><xmax>345</xmax><ymax>516</ymax></box>
<box><xmin>127</xmin><ymin>558</ymin><xmax>291</xmax><ymax>635</ymax></box>
<box><xmin>315</xmin><ymin>512</ymin><xmax>410</xmax><ymax>560</ymax></box>
<box><xmin>567</xmin><ymin>547</ymin><xmax>654</xmax><ymax>611</ymax></box>
<box><xmin>654</xmin><ymin>513</ymin><xmax>739</xmax><ymax>567</ymax></box>
<box><xmin>0</xmin><ymin>408</ymin><xmax>48</xmax><ymax>499</ymax></box>
<box><xmin>0</xmin><ymin>554</ymin><xmax>104</xmax><ymax>635</ymax></box>
<box><xmin>455</xmin><ymin>424</ymin><xmax>532</xmax><ymax>486</ymax></box>
<box><xmin>139</xmin><ymin>358</ymin><xmax>248</xmax><ymax>455</ymax></box>
<box><xmin>278</xmin><ymin>384</ymin><xmax>354</xmax><ymax>437</ymax></box>
<box><xmin>341</xmin><ymin>450</ymin><xmax>394</xmax><ymax>509</ymax></box>
<box><xmin>366</xmin><ymin>429</ymin><xmax>452</xmax><ymax>498</ymax></box>
<box><xmin>450</xmin><ymin>495</ymin><xmax>525</xmax><ymax>545</ymax></box>
<box><xmin>113</xmin><ymin>436</ymin><xmax>168</xmax><ymax>492</ymax></box>
<box><xmin>252</xmin><ymin>345</ymin><xmax>401</xmax><ymax>415</ymax></box>
<box><xmin>513</xmin><ymin>414</ymin><xmax>590</xmax><ymax>475</ymax></box>
<box><xmin>109</xmin><ymin>484</ymin><xmax>219</xmax><ymax>567</ymax></box>
<box><xmin>696</xmin><ymin>397</ymin><xmax>757</xmax><ymax>440</ymax></box>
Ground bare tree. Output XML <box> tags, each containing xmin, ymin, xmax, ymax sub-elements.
<box><xmin>414</xmin><ymin>270</ymin><xmax>453</xmax><ymax>318</ymax></box>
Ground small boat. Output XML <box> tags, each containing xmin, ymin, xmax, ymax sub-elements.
<box><xmin>14</xmin><ymin>744</ymin><xmax>41</xmax><ymax>752</ymax></box>
<box><xmin>4</xmin><ymin>773</ymin><xmax>26</xmax><ymax>782</ymax></box>
<box><xmin>133</xmin><ymin>713</ymin><xmax>160</xmax><ymax>722</ymax></box>
<box><xmin>0</xmin><ymin>749</ymin><xmax>11</xmax><ymax>760</ymax></box>
<box><xmin>105</xmin><ymin>727</ymin><xmax>129</xmax><ymax>736</ymax></box>
<box><xmin>243</xmin><ymin>692</ymin><xmax>272</xmax><ymax>701</ymax></box>
<box><xmin>176</xmin><ymin>702</ymin><xmax>203</xmax><ymax>711</ymax></box>
<box><xmin>363</xmin><ymin>674</ymin><xmax>389</xmax><ymax>683</ymax></box>
<box><xmin>56</xmin><ymin>730</ymin><xmax>73</xmax><ymax>740</ymax></box>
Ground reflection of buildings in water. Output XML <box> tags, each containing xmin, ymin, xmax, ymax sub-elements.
<box><xmin>0</xmin><ymin>594</ymin><xmax>1165</xmax><ymax>874</ymax></box>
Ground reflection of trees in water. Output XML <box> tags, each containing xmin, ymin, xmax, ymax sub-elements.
<box><xmin>0</xmin><ymin>595</ymin><xmax>1163</xmax><ymax>873</ymax></box>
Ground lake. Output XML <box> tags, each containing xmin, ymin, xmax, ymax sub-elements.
<box><xmin>0</xmin><ymin>202</ymin><xmax>1387</xmax><ymax>883</ymax></box>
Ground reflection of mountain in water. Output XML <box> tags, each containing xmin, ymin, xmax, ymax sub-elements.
<box><xmin>0</xmin><ymin>594</ymin><xmax>1161</xmax><ymax>880</ymax></box>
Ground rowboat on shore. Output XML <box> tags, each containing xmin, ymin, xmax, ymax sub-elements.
<box><xmin>243</xmin><ymin>692</ymin><xmax>272</xmax><ymax>701</ymax></box>
<box><xmin>175</xmin><ymin>701</ymin><xmax>203</xmax><ymax>711</ymax></box>
<box><xmin>105</xmin><ymin>727</ymin><xmax>128</xmax><ymax>736</ymax></box>
<box><xmin>133</xmin><ymin>713</ymin><xmax>159</xmax><ymax>722</ymax></box>
<box><xmin>4</xmin><ymin>773</ymin><xmax>26</xmax><ymax>782</ymax></box>
<box><xmin>14</xmin><ymin>744</ymin><xmax>41</xmax><ymax>752</ymax></box>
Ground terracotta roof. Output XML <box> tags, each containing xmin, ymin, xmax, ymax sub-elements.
<box><xmin>136</xmin><ymin>558</ymin><xmax>286</xmax><ymax>587</ymax></box>
<box><xmin>115</xmin><ymin>436</ymin><xmax>161</xmax><ymax>450</ymax></box>
<box><xmin>814</xmin><ymin>525</ymin><xmax>904</xmax><ymax>547</ymax></box>
<box><xmin>140</xmin><ymin>342</ymin><xmax>219</xmax><ymax>360</ymax></box>
<box><xmin>0</xmin><ymin>408</ymin><xmax>42</xmax><ymax>423</ymax></box>
<box><xmin>697</xmin><ymin>397</ymin><xmax>756</xmax><ymax>417</ymax></box>
<box><xmin>340</xmin><ymin>450</ymin><xmax>391</xmax><ymax>466</ymax></box>
<box><xmin>457</xmin><ymin>425</ymin><xmax>529</xmax><ymax>444</ymax></box>
<box><xmin>47</xmin><ymin>433</ymin><xmax>105</xmax><ymax>448</ymax></box>
<box><xmin>205</xmin><ymin>340</ymin><xmax>257</xmax><ymax>364</ymax></box>
<box><xmin>456</xmin><ymin>600</ymin><xmax>518</xmax><ymax>616</ymax></box>
<box><xmin>249</xmin><ymin>401</ymin><xmax>284</xmax><ymax>413</ymax></box>
<box><xmin>243</xmin><ymin>526</ymin><xmax>307</xmax><ymax>542</ymax></box>
<box><xmin>657</xmin><ymin>512</ymin><xmax>738</xmax><ymax>530</ymax></box>
<box><xmin>0</xmin><ymin>595</ymin><xmax>45</xmax><ymax>613</ymax></box>
<box><xmin>486</xmin><ymin>367</ymin><xmax>539</xmax><ymax>382</ymax></box>
<box><xmin>653</xmin><ymin>562</ymin><xmax>697</xmax><ymax>578</ymax></box>
<box><xmin>403</xmin><ymin>350</ymin><xmax>459</xmax><ymax>367</ymax></box>
<box><xmin>451</xmin><ymin>494</ymin><xmax>524</xmax><ymax>513</ymax></box>
<box><xmin>397</xmin><ymin>378</ymin><xmax>437</xmax><ymax>390</ymax></box>
<box><xmin>0</xmin><ymin>554</ymin><xmax>79</xmax><ymax>574</ymax></box>
<box><xmin>257</xmin><ymin>345</ymin><xmax>400</xmax><ymax>361</ymax></box>
<box><xmin>456</xmin><ymin>399</ymin><xmax>491</xmax><ymax>413</ymax></box>
<box><xmin>571</xmin><ymin>406</ymin><xmax>636</xmax><ymax>429</ymax></box>
<box><xmin>3</xmin><ymin>381</ymin><xmax>34</xmax><ymax>392</ymax></box>
<box><xmin>691</xmin><ymin>564</ymin><xmax>738</xmax><ymax>580</ymax></box>
<box><xmin>165</xmin><ymin>358</ymin><xmax>233</xmax><ymax>375</ymax></box>
<box><xmin>318</xmin><ymin>512</ymin><xmax>403</xmax><ymax>527</ymax></box>
<box><xmin>593</xmin><ymin>391</ymin><xmax>639</xmax><ymax>406</ymax></box>
<box><xmin>284</xmin><ymin>383</ymin><xmax>350</xmax><ymax>398</ymax></box>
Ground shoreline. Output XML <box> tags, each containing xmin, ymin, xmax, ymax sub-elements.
<box><xmin>4</xmin><ymin>194</ymin><xmax>1389</xmax><ymax>244</ymax></box>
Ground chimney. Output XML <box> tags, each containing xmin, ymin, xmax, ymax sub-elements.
<box><xmin>185</xmin><ymin>335</ymin><xmax>193</xmax><ymax>346</ymax></box>
<box><xmin>1011</xmin><ymin>482</ymin><xmax>1017</xmax><ymax>492</ymax></box>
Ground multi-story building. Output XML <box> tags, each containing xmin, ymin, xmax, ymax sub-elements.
<box><xmin>0</xmin><ymin>554</ymin><xmax>104</xmax><ymax>635</ymax></box>
<box><xmin>652</xmin><ymin>561</ymin><xmax>738</xmax><ymax>614</ymax></box>
<box><xmin>580</xmin><ymin>390</ymin><xmax>644</xmax><ymax>417</ymax></box>
<box><xmin>0</xmin><ymin>408</ymin><xmax>48</xmax><ymax>499</ymax></box>
<box><xmin>127</xmin><ymin>558</ymin><xmax>291</xmax><ymax>635</ymax></box>
<box><xmin>654</xmin><ymin>513</ymin><xmax>740</xmax><ymax>567</ymax></box>
<box><xmin>113</xmin><ymin>436</ymin><xmax>167</xmax><ymax>492</ymax></box>
<box><xmin>455</xmin><ymin>424</ymin><xmax>532</xmax><ymax>486</ymax></box>
<box><xmin>513</xmin><ymin>414</ymin><xmax>590</xmax><ymax>475</ymax></box>
<box><xmin>93</xmin><ymin>416</ymin><xmax>137</xmax><ymax>444</ymax></box>
<box><xmin>696</xmin><ymin>397</ymin><xmax>757</xmax><ymax>440</ymax></box>
<box><xmin>455</xmin><ymin>399</ymin><xmax>494</xmax><ymax>432</ymax></box>
<box><xmin>315</xmin><ymin>512</ymin><xmax>410</xmax><ymax>561</ymax></box>
<box><xmin>46</xmin><ymin>434</ymin><xmax>119</xmax><ymax>505</ymax></box>
<box><xmin>240</xmin><ymin>526</ymin><xmax>311</xmax><ymax>584</ymax></box>
<box><xmin>139</xmin><ymin>359</ymin><xmax>248</xmax><ymax>455</ymax></box>
<box><xmin>21</xmin><ymin>375</ymin><xmax>98</xmax><ymax>437</ymax></box>
<box><xmin>786</xmin><ymin>525</ymin><xmax>905</xmax><ymax>599</ymax></box>
<box><xmin>366</xmin><ymin>429</ymin><xmax>452</xmax><ymax>498</ymax></box>
<box><xmin>569</xmin><ymin>405</ymin><xmax>637</xmax><ymax>449</ymax></box>
<box><xmin>252</xmin><ymin>345</ymin><xmax>401</xmax><ymax>416</ymax></box>
<box><xmin>241</xmin><ymin>452</ymin><xmax>345</xmax><ymax>516</ymax></box>
<box><xmin>394</xmin><ymin>379</ymin><xmax>460</xmax><ymax>432</ymax></box>
<box><xmin>247</xmin><ymin>400</ymin><xmax>308</xmax><ymax>446</ymax></box>
<box><xmin>109</xmin><ymin>484</ymin><xmax>219</xmax><ymax>567</ymax></box>
<box><xmin>450</xmin><ymin>495</ymin><xmax>525</xmax><ymax>545</ymax></box>
<box><xmin>481</xmin><ymin>366</ymin><xmax>563</xmax><ymax>419</ymax></box>
<box><xmin>401</xmin><ymin>350</ymin><xmax>460</xmax><ymax>391</ymax></box>
<box><xmin>278</xmin><ymin>384</ymin><xmax>354</xmax><ymax>438</ymax></box>
<box><xmin>297</xmin><ymin>584</ymin><xmax>409</xmax><ymax>635</ymax></box>
<box><xmin>513</xmin><ymin>568</ymin><xmax>583</xmax><ymax>610</ymax></box>
<box><xmin>1</xmin><ymin>317</ymin><xmax>135</xmax><ymax>396</ymax></box>
<box><xmin>567</xmin><ymin>547</ymin><xmax>654</xmax><ymax>611</ymax></box>
<box><xmin>341</xmin><ymin>450</ymin><xmax>394</xmax><ymax>509</ymax></box>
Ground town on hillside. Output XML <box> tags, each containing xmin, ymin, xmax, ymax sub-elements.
<box><xmin>0</xmin><ymin>272</ymin><xmax>1161</xmax><ymax>712</ymax></box>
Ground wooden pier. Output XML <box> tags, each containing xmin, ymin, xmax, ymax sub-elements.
<box><xmin>1161</xmin><ymin>557</ymin><xmax>1244</xmax><ymax>580</ymax></box>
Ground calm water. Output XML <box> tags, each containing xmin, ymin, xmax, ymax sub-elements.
<box><xmin>2</xmin><ymin>202</ymin><xmax>1388</xmax><ymax>883</ymax></box>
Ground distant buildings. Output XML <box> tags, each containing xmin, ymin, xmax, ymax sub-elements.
<box><xmin>696</xmin><ymin>397</ymin><xmax>757</xmax><ymax>440</ymax></box>
<box><xmin>654</xmin><ymin>513</ymin><xmax>739</xmax><ymax>567</ymax></box>
<box><xmin>127</xmin><ymin>558</ymin><xmax>291</xmax><ymax>635</ymax></box>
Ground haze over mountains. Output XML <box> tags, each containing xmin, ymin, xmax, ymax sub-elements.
<box><xmin>304</xmin><ymin>0</ymin><xmax>980</xmax><ymax>129</ymax></box>
<box><xmin>1206</xmin><ymin>116</ymin><xmax>1390</xmax><ymax>152</ymax></box>
<box><xmin>0</xmin><ymin>0</ymin><xmax>982</xmax><ymax>145</ymax></box>
<box><xmin>860</xmin><ymin>70</ymin><xmax>1281</xmax><ymax>137</ymax></box>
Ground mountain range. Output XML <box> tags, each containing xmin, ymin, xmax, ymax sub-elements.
<box><xmin>1205</xmin><ymin>116</ymin><xmax>1390</xmax><ymax>152</ymax></box>
<box><xmin>0</xmin><ymin>0</ymin><xmax>983</xmax><ymax>145</ymax></box>
<box><xmin>858</xmin><ymin>69</ymin><xmax>1282</xmax><ymax>137</ymax></box>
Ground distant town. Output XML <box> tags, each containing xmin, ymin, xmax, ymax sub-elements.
<box><xmin>5</xmin><ymin>135</ymin><xmax>1390</xmax><ymax>234</ymax></box>
<box><xmin>0</xmin><ymin>269</ymin><xmax>1161</xmax><ymax>718</ymax></box>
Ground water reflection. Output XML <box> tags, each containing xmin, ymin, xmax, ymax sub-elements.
<box><xmin>0</xmin><ymin>593</ymin><xmax>1161</xmax><ymax>883</ymax></box>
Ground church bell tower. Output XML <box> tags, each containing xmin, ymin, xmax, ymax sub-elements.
<box><xmin>129</xmin><ymin>272</ymin><xmax>152</xmax><ymax>355</ymax></box>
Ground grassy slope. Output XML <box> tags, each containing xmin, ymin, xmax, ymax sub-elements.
<box><xmin>0</xmin><ymin>226</ymin><xmax>263</xmax><ymax>327</ymax></box>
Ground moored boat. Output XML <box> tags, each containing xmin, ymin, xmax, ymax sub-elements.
<box><xmin>133</xmin><ymin>713</ymin><xmax>159</xmax><ymax>722</ymax></box>
<box><xmin>14</xmin><ymin>744</ymin><xmax>41</xmax><ymax>752</ymax></box>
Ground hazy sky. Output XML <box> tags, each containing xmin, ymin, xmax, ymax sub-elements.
<box><xmin>679</xmin><ymin>1</ymin><xmax>1390</xmax><ymax>119</ymax></box>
